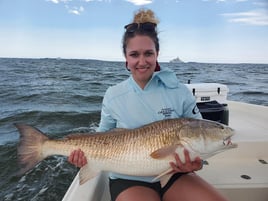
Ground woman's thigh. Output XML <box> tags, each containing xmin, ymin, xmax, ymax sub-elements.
<box><xmin>109</xmin><ymin>178</ymin><xmax>161</xmax><ymax>201</ymax></box>
<box><xmin>163</xmin><ymin>173</ymin><xmax>228</xmax><ymax>201</ymax></box>
<box><xmin>116</xmin><ymin>186</ymin><xmax>161</xmax><ymax>201</ymax></box>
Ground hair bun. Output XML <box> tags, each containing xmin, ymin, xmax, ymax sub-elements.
<box><xmin>133</xmin><ymin>9</ymin><xmax>159</xmax><ymax>24</ymax></box>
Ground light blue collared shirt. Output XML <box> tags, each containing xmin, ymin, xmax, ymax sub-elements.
<box><xmin>97</xmin><ymin>67</ymin><xmax>202</xmax><ymax>182</ymax></box>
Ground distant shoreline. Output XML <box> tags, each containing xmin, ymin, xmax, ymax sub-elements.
<box><xmin>0</xmin><ymin>57</ymin><xmax>267</xmax><ymax>65</ymax></box>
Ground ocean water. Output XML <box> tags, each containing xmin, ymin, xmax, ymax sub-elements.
<box><xmin>0</xmin><ymin>58</ymin><xmax>267</xmax><ymax>200</ymax></box>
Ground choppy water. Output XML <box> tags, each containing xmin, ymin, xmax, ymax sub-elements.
<box><xmin>0</xmin><ymin>58</ymin><xmax>267</xmax><ymax>200</ymax></box>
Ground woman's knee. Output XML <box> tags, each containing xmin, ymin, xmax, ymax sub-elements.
<box><xmin>163</xmin><ymin>173</ymin><xmax>228</xmax><ymax>201</ymax></box>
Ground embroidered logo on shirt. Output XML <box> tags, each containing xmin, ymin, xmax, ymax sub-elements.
<box><xmin>192</xmin><ymin>105</ymin><xmax>200</xmax><ymax>115</ymax></box>
<box><xmin>158</xmin><ymin>108</ymin><xmax>175</xmax><ymax>118</ymax></box>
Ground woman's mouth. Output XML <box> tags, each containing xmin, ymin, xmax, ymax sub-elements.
<box><xmin>136</xmin><ymin>67</ymin><xmax>150</xmax><ymax>72</ymax></box>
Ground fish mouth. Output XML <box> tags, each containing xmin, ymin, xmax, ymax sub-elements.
<box><xmin>223</xmin><ymin>136</ymin><xmax>238</xmax><ymax>148</ymax></box>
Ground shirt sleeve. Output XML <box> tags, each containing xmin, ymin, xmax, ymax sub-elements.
<box><xmin>97</xmin><ymin>89</ymin><xmax>116</xmax><ymax>132</ymax></box>
<box><xmin>182</xmin><ymin>87</ymin><xmax>203</xmax><ymax>119</ymax></box>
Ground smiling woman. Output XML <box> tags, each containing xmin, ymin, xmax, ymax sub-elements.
<box><xmin>122</xmin><ymin>9</ymin><xmax>160</xmax><ymax>89</ymax></box>
<box><xmin>67</xmin><ymin>8</ymin><xmax>230</xmax><ymax>201</ymax></box>
<box><xmin>125</xmin><ymin>35</ymin><xmax>158</xmax><ymax>89</ymax></box>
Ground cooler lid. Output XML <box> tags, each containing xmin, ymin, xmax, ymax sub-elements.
<box><xmin>185</xmin><ymin>83</ymin><xmax>229</xmax><ymax>93</ymax></box>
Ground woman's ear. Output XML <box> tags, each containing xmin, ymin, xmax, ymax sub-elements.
<box><xmin>125</xmin><ymin>61</ymin><xmax>130</xmax><ymax>71</ymax></box>
<box><xmin>155</xmin><ymin>61</ymin><xmax>160</xmax><ymax>71</ymax></box>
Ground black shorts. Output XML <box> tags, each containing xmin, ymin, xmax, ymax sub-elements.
<box><xmin>109</xmin><ymin>173</ymin><xmax>186</xmax><ymax>201</ymax></box>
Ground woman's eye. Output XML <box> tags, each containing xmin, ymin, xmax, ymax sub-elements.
<box><xmin>130</xmin><ymin>53</ymin><xmax>138</xmax><ymax>57</ymax></box>
<box><xmin>145</xmin><ymin>52</ymin><xmax>153</xmax><ymax>57</ymax></box>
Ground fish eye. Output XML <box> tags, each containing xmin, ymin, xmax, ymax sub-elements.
<box><xmin>215</xmin><ymin>123</ymin><xmax>224</xmax><ymax>129</ymax></box>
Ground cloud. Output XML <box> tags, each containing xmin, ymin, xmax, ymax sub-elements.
<box><xmin>65</xmin><ymin>5</ymin><xmax>85</xmax><ymax>15</ymax></box>
<box><xmin>47</xmin><ymin>0</ymin><xmax>71</xmax><ymax>4</ymax></box>
<box><xmin>47</xmin><ymin>0</ymin><xmax>86</xmax><ymax>15</ymax></box>
<box><xmin>125</xmin><ymin>0</ymin><xmax>153</xmax><ymax>6</ymax></box>
<box><xmin>84</xmin><ymin>0</ymin><xmax>112</xmax><ymax>2</ymax></box>
<box><xmin>222</xmin><ymin>9</ymin><xmax>268</xmax><ymax>26</ymax></box>
<box><xmin>47</xmin><ymin>0</ymin><xmax>112</xmax><ymax>15</ymax></box>
<box><xmin>47</xmin><ymin>0</ymin><xmax>59</xmax><ymax>3</ymax></box>
<box><xmin>202</xmin><ymin>0</ymin><xmax>248</xmax><ymax>2</ymax></box>
<box><xmin>48</xmin><ymin>0</ymin><xmax>152</xmax><ymax>7</ymax></box>
<box><xmin>253</xmin><ymin>1</ymin><xmax>268</xmax><ymax>7</ymax></box>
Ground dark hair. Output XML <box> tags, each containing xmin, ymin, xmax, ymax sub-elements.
<box><xmin>122</xmin><ymin>26</ymin><xmax>159</xmax><ymax>56</ymax></box>
<box><xmin>122</xmin><ymin>9</ymin><xmax>160</xmax><ymax>56</ymax></box>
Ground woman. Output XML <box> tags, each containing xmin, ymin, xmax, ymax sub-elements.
<box><xmin>69</xmin><ymin>9</ymin><xmax>228</xmax><ymax>201</ymax></box>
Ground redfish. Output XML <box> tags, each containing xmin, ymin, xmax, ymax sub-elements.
<box><xmin>15</xmin><ymin>118</ymin><xmax>237</xmax><ymax>186</ymax></box>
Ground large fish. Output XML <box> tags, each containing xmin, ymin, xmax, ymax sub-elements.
<box><xmin>15</xmin><ymin>118</ymin><xmax>237</xmax><ymax>186</ymax></box>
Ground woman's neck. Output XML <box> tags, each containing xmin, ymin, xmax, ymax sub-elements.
<box><xmin>133</xmin><ymin>75</ymin><xmax>153</xmax><ymax>90</ymax></box>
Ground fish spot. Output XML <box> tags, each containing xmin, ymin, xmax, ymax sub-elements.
<box><xmin>241</xmin><ymin>175</ymin><xmax>251</xmax><ymax>180</ymax></box>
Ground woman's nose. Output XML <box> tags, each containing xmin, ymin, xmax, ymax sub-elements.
<box><xmin>138</xmin><ymin>56</ymin><xmax>146</xmax><ymax>65</ymax></box>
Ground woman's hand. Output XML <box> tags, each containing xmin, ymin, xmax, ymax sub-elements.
<box><xmin>169</xmin><ymin>149</ymin><xmax>203</xmax><ymax>173</ymax></box>
<box><xmin>68</xmin><ymin>149</ymin><xmax>87</xmax><ymax>168</ymax></box>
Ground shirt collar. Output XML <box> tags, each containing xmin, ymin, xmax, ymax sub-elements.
<box><xmin>129</xmin><ymin>67</ymin><xmax>179</xmax><ymax>92</ymax></box>
<box><xmin>153</xmin><ymin>67</ymin><xmax>179</xmax><ymax>88</ymax></box>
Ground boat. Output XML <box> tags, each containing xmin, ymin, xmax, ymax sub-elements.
<box><xmin>169</xmin><ymin>57</ymin><xmax>183</xmax><ymax>63</ymax></box>
<box><xmin>62</xmin><ymin>84</ymin><xmax>268</xmax><ymax>201</ymax></box>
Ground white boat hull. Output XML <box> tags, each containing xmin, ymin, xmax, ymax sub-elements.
<box><xmin>63</xmin><ymin>101</ymin><xmax>268</xmax><ymax>201</ymax></box>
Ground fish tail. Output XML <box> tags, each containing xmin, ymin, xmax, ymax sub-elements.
<box><xmin>14</xmin><ymin>123</ymin><xmax>49</xmax><ymax>175</ymax></box>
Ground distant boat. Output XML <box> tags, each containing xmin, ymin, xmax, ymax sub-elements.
<box><xmin>169</xmin><ymin>57</ymin><xmax>183</xmax><ymax>63</ymax></box>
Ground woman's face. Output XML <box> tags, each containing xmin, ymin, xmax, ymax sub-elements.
<box><xmin>125</xmin><ymin>35</ymin><xmax>158</xmax><ymax>89</ymax></box>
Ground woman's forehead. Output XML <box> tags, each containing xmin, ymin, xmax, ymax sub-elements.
<box><xmin>126</xmin><ymin>35</ymin><xmax>156</xmax><ymax>52</ymax></box>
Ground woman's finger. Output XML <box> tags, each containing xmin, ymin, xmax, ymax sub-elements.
<box><xmin>184</xmin><ymin>149</ymin><xmax>191</xmax><ymax>164</ymax></box>
<box><xmin>68</xmin><ymin>150</ymin><xmax>75</xmax><ymax>163</ymax></box>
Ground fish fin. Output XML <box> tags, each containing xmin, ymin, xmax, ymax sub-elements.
<box><xmin>150</xmin><ymin>144</ymin><xmax>183</xmax><ymax>159</ymax></box>
<box><xmin>65</xmin><ymin>134</ymin><xmax>94</xmax><ymax>139</ymax></box>
<box><xmin>111</xmin><ymin>128</ymin><xmax>128</xmax><ymax>132</ymax></box>
<box><xmin>79</xmin><ymin>163</ymin><xmax>100</xmax><ymax>185</ymax></box>
<box><xmin>160</xmin><ymin>174</ymin><xmax>174</xmax><ymax>188</ymax></box>
<box><xmin>152</xmin><ymin>168</ymin><xmax>174</xmax><ymax>187</ymax></box>
<box><xmin>152</xmin><ymin>167</ymin><xmax>173</xmax><ymax>182</ymax></box>
<box><xmin>14</xmin><ymin>123</ymin><xmax>49</xmax><ymax>175</ymax></box>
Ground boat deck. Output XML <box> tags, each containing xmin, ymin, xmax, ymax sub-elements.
<box><xmin>196</xmin><ymin>101</ymin><xmax>268</xmax><ymax>201</ymax></box>
<box><xmin>198</xmin><ymin>141</ymin><xmax>268</xmax><ymax>201</ymax></box>
<box><xmin>63</xmin><ymin>101</ymin><xmax>268</xmax><ymax>201</ymax></box>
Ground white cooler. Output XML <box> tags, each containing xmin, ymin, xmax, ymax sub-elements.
<box><xmin>185</xmin><ymin>83</ymin><xmax>229</xmax><ymax>125</ymax></box>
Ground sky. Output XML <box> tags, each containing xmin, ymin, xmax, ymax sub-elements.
<box><xmin>0</xmin><ymin>0</ymin><xmax>268</xmax><ymax>63</ymax></box>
